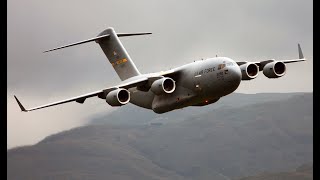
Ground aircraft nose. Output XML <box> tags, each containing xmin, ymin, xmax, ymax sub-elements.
<box><xmin>227</xmin><ymin>63</ymin><xmax>242</xmax><ymax>84</ymax></box>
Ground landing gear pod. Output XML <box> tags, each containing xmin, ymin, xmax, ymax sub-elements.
<box><xmin>106</xmin><ymin>88</ymin><xmax>130</xmax><ymax>106</ymax></box>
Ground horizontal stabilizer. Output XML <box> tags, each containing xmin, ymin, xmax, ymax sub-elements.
<box><xmin>43</xmin><ymin>32</ymin><xmax>152</xmax><ymax>53</ymax></box>
<box><xmin>43</xmin><ymin>34</ymin><xmax>110</xmax><ymax>53</ymax></box>
<box><xmin>117</xmin><ymin>32</ymin><xmax>152</xmax><ymax>37</ymax></box>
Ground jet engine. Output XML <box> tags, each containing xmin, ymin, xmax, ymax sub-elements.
<box><xmin>151</xmin><ymin>77</ymin><xmax>176</xmax><ymax>95</ymax></box>
<box><xmin>239</xmin><ymin>63</ymin><xmax>259</xmax><ymax>80</ymax></box>
<box><xmin>263</xmin><ymin>61</ymin><xmax>286</xmax><ymax>78</ymax></box>
<box><xmin>106</xmin><ymin>88</ymin><xmax>130</xmax><ymax>106</ymax></box>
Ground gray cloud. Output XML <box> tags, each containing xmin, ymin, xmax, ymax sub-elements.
<box><xmin>8</xmin><ymin>0</ymin><xmax>313</xmax><ymax>148</ymax></box>
<box><xmin>7</xmin><ymin>91</ymin><xmax>115</xmax><ymax>149</ymax></box>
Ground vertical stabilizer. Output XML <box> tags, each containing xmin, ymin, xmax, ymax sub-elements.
<box><xmin>96</xmin><ymin>27</ymin><xmax>141</xmax><ymax>81</ymax></box>
<box><xmin>43</xmin><ymin>27</ymin><xmax>150</xmax><ymax>81</ymax></box>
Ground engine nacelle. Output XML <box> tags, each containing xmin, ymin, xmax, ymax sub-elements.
<box><xmin>106</xmin><ymin>88</ymin><xmax>130</xmax><ymax>106</ymax></box>
<box><xmin>240</xmin><ymin>63</ymin><xmax>259</xmax><ymax>80</ymax></box>
<box><xmin>263</xmin><ymin>61</ymin><xmax>286</xmax><ymax>78</ymax></box>
<box><xmin>151</xmin><ymin>77</ymin><xmax>176</xmax><ymax>95</ymax></box>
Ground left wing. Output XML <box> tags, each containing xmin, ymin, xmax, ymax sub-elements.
<box><xmin>14</xmin><ymin>77</ymin><xmax>149</xmax><ymax>112</ymax></box>
<box><xmin>236</xmin><ymin>44</ymin><xmax>306</xmax><ymax>70</ymax></box>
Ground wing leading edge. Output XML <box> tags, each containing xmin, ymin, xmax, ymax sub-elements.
<box><xmin>14</xmin><ymin>77</ymin><xmax>149</xmax><ymax>112</ymax></box>
<box><xmin>236</xmin><ymin>44</ymin><xmax>306</xmax><ymax>70</ymax></box>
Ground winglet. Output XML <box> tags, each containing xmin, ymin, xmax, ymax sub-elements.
<box><xmin>298</xmin><ymin>43</ymin><xmax>304</xmax><ymax>59</ymax></box>
<box><xmin>14</xmin><ymin>95</ymin><xmax>28</xmax><ymax>112</ymax></box>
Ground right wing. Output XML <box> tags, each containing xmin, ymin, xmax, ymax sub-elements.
<box><xmin>14</xmin><ymin>77</ymin><xmax>149</xmax><ymax>112</ymax></box>
<box><xmin>236</xmin><ymin>44</ymin><xmax>306</xmax><ymax>70</ymax></box>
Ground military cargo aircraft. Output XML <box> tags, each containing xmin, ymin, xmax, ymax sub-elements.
<box><xmin>14</xmin><ymin>27</ymin><xmax>306</xmax><ymax>114</ymax></box>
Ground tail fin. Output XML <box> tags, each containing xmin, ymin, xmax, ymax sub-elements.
<box><xmin>96</xmin><ymin>27</ymin><xmax>145</xmax><ymax>80</ymax></box>
<box><xmin>44</xmin><ymin>27</ymin><xmax>151</xmax><ymax>81</ymax></box>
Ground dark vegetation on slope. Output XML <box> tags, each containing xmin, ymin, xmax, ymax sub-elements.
<box><xmin>238</xmin><ymin>162</ymin><xmax>312</xmax><ymax>180</ymax></box>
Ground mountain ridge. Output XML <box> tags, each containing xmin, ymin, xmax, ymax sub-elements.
<box><xmin>8</xmin><ymin>93</ymin><xmax>313</xmax><ymax>180</ymax></box>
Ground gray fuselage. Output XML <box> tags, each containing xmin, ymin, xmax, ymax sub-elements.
<box><xmin>129</xmin><ymin>57</ymin><xmax>242</xmax><ymax>113</ymax></box>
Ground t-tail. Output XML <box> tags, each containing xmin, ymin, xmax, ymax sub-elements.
<box><xmin>44</xmin><ymin>27</ymin><xmax>151</xmax><ymax>81</ymax></box>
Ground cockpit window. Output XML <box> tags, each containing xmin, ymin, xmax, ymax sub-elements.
<box><xmin>218</xmin><ymin>64</ymin><xmax>226</xmax><ymax>70</ymax></box>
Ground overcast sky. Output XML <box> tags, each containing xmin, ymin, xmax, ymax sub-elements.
<box><xmin>7</xmin><ymin>0</ymin><xmax>313</xmax><ymax>149</ymax></box>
